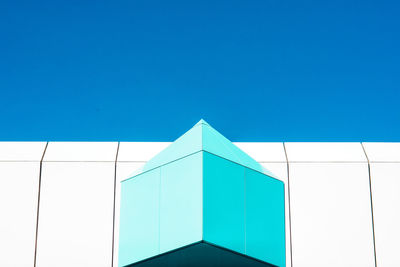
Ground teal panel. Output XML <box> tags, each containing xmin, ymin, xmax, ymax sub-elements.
<box><xmin>245</xmin><ymin>168</ymin><xmax>286</xmax><ymax>267</ymax></box>
<box><xmin>119</xmin><ymin>119</ymin><xmax>284</xmax><ymax>265</ymax></box>
<box><xmin>203</xmin><ymin>152</ymin><xmax>245</xmax><ymax>253</ymax></box>
<box><xmin>202</xmin><ymin>123</ymin><xmax>266</xmax><ymax>175</ymax></box>
<box><xmin>160</xmin><ymin>152</ymin><xmax>203</xmax><ymax>253</ymax></box>
<box><xmin>119</xmin><ymin>168</ymin><xmax>160</xmax><ymax>267</ymax></box>
<box><xmin>201</xmin><ymin>124</ymin><xmax>241</xmax><ymax>163</ymax></box>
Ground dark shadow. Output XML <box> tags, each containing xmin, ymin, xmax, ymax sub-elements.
<box><xmin>124</xmin><ymin>241</ymin><xmax>277</xmax><ymax>267</ymax></box>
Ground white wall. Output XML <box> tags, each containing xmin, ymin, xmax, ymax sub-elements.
<box><xmin>285</xmin><ymin>143</ymin><xmax>375</xmax><ymax>267</ymax></box>
<box><xmin>35</xmin><ymin>142</ymin><xmax>118</xmax><ymax>267</ymax></box>
<box><xmin>363</xmin><ymin>143</ymin><xmax>400</xmax><ymax>267</ymax></box>
<box><xmin>0</xmin><ymin>142</ymin><xmax>47</xmax><ymax>267</ymax></box>
<box><xmin>1</xmin><ymin>141</ymin><xmax>398</xmax><ymax>267</ymax></box>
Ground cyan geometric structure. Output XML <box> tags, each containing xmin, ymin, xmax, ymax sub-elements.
<box><xmin>119</xmin><ymin>120</ymin><xmax>286</xmax><ymax>267</ymax></box>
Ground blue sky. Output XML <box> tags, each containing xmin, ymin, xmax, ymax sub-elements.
<box><xmin>1</xmin><ymin>0</ymin><xmax>399</xmax><ymax>141</ymax></box>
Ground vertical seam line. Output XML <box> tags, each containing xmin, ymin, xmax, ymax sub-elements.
<box><xmin>111</xmin><ymin>142</ymin><xmax>120</xmax><ymax>267</ymax></box>
<box><xmin>158</xmin><ymin>167</ymin><xmax>161</xmax><ymax>253</ymax></box>
<box><xmin>283</xmin><ymin>142</ymin><xmax>293</xmax><ymax>267</ymax></box>
<box><xmin>361</xmin><ymin>143</ymin><xmax>378</xmax><ymax>267</ymax></box>
<box><xmin>201</xmin><ymin>126</ymin><xmax>204</xmax><ymax>241</ymax></box>
<box><xmin>33</xmin><ymin>141</ymin><xmax>49</xmax><ymax>267</ymax></box>
<box><xmin>244</xmin><ymin>167</ymin><xmax>246</xmax><ymax>254</ymax></box>
<box><xmin>201</xmin><ymin>151</ymin><xmax>204</xmax><ymax>241</ymax></box>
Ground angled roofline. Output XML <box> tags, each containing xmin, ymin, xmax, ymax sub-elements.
<box><xmin>121</xmin><ymin>119</ymin><xmax>278</xmax><ymax>182</ymax></box>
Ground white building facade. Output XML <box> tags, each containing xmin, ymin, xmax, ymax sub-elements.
<box><xmin>0</xmin><ymin>142</ymin><xmax>399</xmax><ymax>267</ymax></box>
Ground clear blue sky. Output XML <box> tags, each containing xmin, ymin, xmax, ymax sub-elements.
<box><xmin>1</xmin><ymin>0</ymin><xmax>399</xmax><ymax>141</ymax></box>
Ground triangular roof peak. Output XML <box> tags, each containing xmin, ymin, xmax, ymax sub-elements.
<box><xmin>126</xmin><ymin>120</ymin><xmax>275</xmax><ymax>180</ymax></box>
<box><xmin>195</xmin><ymin>119</ymin><xmax>210</xmax><ymax>126</ymax></box>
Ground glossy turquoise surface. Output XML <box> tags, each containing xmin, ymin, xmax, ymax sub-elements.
<box><xmin>119</xmin><ymin>168</ymin><xmax>160</xmax><ymax>266</ymax></box>
<box><xmin>119</xmin><ymin>120</ymin><xmax>286</xmax><ymax>266</ymax></box>
<box><xmin>245</xmin><ymin>168</ymin><xmax>286</xmax><ymax>267</ymax></box>
<box><xmin>160</xmin><ymin>152</ymin><xmax>203</xmax><ymax>253</ymax></box>
<box><xmin>127</xmin><ymin>119</ymin><xmax>273</xmax><ymax>178</ymax></box>
<box><xmin>203</xmin><ymin>152</ymin><xmax>245</xmax><ymax>253</ymax></box>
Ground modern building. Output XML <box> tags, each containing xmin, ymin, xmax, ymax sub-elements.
<box><xmin>0</xmin><ymin>121</ymin><xmax>399</xmax><ymax>266</ymax></box>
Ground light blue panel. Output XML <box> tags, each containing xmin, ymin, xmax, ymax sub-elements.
<box><xmin>245</xmin><ymin>168</ymin><xmax>286</xmax><ymax>267</ymax></box>
<box><xmin>119</xmin><ymin>168</ymin><xmax>160</xmax><ymax>267</ymax></box>
<box><xmin>203</xmin><ymin>152</ymin><xmax>245</xmax><ymax>253</ymax></box>
<box><xmin>160</xmin><ymin>152</ymin><xmax>203</xmax><ymax>253</ymax></box>
<box><xmin>141</xmin><ymin>123</ymin><xmax>202</xmax><ymax>172</ymax></box>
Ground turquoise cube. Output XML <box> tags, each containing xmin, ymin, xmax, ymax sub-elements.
<box><xmin>119</xmin><ymin>120</ymin><xmax>285</xmax><ymax>267</ymax></box>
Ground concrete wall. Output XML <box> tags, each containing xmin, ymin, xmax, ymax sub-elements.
<box><xmin>0</xmin><ymin>142</ymin><xmax>399</xmax><ymax>267</ymax></box>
